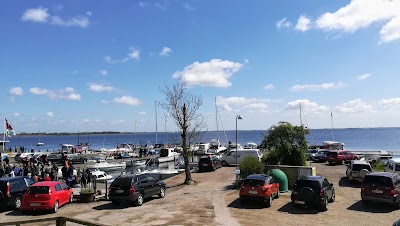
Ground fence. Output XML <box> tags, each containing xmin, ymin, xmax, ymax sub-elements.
<box><xmin>0</xmin><ymin>216</ymin><xmax>108</xmax><ymax>226</ymax></box>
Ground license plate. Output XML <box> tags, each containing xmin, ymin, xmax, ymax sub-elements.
<box><xmin>116</xmin><ymin>189</ymin><xmax>124</xmax><ymax>193</ymax></box>
<box><xmin>248</xmin><ymin>190</ymin><xmax>258</xmax><ymax>194</ymax></box>
<box><xmin>203</xmin><ymin>164</ymin><xmax>209</xmax><ymax>166</ymax></box>
<box><xmin>372</xmin><ymin>189</ymin><xmax>383</xmax><ymax>194</ymax></box>
<box><xmin>294</xmin><ymin>200</ymin><xmax>305</xmax><ymax>204</ymax></box>
<box><xmin>30</xmin><ymin>203</ymin><xmax>41</xmax><ymax>207</ymax></box>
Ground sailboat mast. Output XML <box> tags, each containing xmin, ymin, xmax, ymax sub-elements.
<box><xmin>155</xmin><ymin>101</ymin><xmax>158</xmax><ymax>144</ymax></box>
<box><xmin>299</xmin><ymin>103</ymin><xmax>303</xmax><ymax>127</ymax></box>
<box><xmin>331</xmin><ymin>111</ymin><xmax>335</xmax><ymax>141</ymax></box>
<box><xmin>215</xmin><ymin>97</ymin><xmax>219</xmax><ymax>132</ymax></box>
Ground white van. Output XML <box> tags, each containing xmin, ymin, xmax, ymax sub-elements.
<box><xmin>384</xmin><ymin>158</ymin><xmax>400</xmax><ymax>173</ymax></box>
<box><xmin>220</xmin><ymin>149</ymin><xmax>263</xmax><ymax>166</ymax></box>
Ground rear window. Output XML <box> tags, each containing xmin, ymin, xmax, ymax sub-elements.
<box><xmin>111</xmin><ymin>177</ymin><xmax>133</xmax><ymax>187</ymax></box>
<box><xmin>327</xmin><ymin>152</ymin><xmax>337</xmax><ymax>157</ymax></box>
<box><xmin>294</xmin><ymin>180</ymin><xmax>320</xmax><ymax>190</ymax></box>
<box><xmin>199</xmin><ymin>157</ymin><xmax>211</xmax><ymax>163</ymax></box>
<box><xmin>352</xmin><ymin>164</ymin><xmax>372</xmax><ymax>171</ymax></box>
<box><xmin>243</xmin><ymin>179</ymin><xmax>265</xmax><ymax>187</ymax></box>
<box><xmin>363</xmin><ymin>176</ymin><xmax>393</xmax><ymax>187</ymax></box>
<box><xmin>27</xmin><ymin>186</ymin><xmax>49</xmax><ymax>194</ymax></box>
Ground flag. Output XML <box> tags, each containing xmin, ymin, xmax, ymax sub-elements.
<box><xmin>5</xmin><ymin>118</ymin><xmax>15</xmax><ymax>137</ymax></box>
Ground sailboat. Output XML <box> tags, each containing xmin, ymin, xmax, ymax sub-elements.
<box><xmin>37</xmin><ymin>131</ymin><xmax>44</xmax><ymax>146</ymax></box>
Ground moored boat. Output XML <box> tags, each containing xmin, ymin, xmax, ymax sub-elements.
<box><xmin>87</xmin><ymin>160</ymin><xmax>126</xmax><ymax>172</ymax></box>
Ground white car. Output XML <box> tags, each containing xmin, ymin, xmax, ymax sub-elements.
<box><xmin>346</xmin><ymin>160</ymin><xmax>372</xmax><ymax>182</ymax></box>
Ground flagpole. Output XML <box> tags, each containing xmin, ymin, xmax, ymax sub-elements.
<box><xmin>331</xmin><ymin>111</ymin><xmax>335</xmax><ymax>141</ymax></box>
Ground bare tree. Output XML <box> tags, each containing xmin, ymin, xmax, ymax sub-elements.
<box><xmin>159</xmin><ymin>80</ymin><xmax>206</xmax><ymax>185</ymax></box>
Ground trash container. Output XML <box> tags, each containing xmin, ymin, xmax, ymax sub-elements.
<box><xmin>268</xmin><ymin>168</ymin><xmax>289</xmax><ymax>192</ymax></box>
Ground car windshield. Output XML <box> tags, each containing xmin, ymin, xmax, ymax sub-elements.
<box><xmin>352</xmin><ymin>164</ymin><xmax>372</xmax><ymax>171</ymax></box>
<box><xmin>243</xmin><ymin>179</ymin><xmax>265</xmax><ymax>187</ymax></box>
<box><xmin>27</xmin><ymin>186</ymin><xmax>49</xmax><ymax>194</ymax></box>
<box><xmin>363</xmin><ymin>176</ymin><xmax>393</xmax><ymax>187</ymax></box>
<box><xmin>308</xmin><ymin>150</ymin><xmax>318</xmax><ymax>154</ymax></box>
<box><xmin>112</xmin><ymin>177</ymin><xmax>132</xmax><ymax>187</ymax></box>
<box><xmin>327</xmin><ymin>152</ymin><xmax>337</xmax><ymax>157</ymax></box>
<box><xmin>294</xmin><ymin>180</ymin><xmax>320</xmax><ymax>190</ymax></box>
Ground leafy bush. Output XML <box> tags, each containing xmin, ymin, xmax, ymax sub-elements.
<box><xmin>239</xmin><ymin>156</ymin><xmax>264</xmax><ymax>179</ymax></box>
<box><xmin>80</xmin><ymin>187</ymin><xmax>95</xmax><ymax>194</ymax></box>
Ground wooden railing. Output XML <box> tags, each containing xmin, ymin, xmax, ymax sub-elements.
<box><xmin>0</xmin><ymin>216</ymin><xmax>108</xmax><ymax>226</ymax></box>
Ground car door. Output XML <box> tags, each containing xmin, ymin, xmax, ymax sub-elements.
<box><xmin>54</xmin><ymin>183</ymin><xmax>65</xmax><ymax>205</ymax></box>
<box><xmin>322</xmin><ymin>179</ymin><xmax>332</xmax><ymax>199</ymax></box>
<box><xmin>269</xmin><ymin>178</ymin><xmax>278</xmax><ymax>196</ymax></box>
<box><xmin>138</xmin><ymin>175</ymin><xmax>153</xmax><ymax>198</ymax></box>
<box><xmin>61</xmin><ymin>183</ymin><xmax>71</xmax><ymax>204</ymax></box>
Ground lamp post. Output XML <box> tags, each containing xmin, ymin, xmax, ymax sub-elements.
<box><xmin>164</xmin><ymin>116</ymin><xmax>168</xmax><ymax>146</ymax></box>
<box><xmin>236</xmin><ymin>115</ymin><xmax>243</xmax><ymax>186</ymax></box>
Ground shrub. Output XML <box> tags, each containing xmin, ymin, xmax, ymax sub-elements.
<box><xmin>80</xmin><ymin>187</ymin><xmax>95</xmax><ymax>194</ymax></box>
<box><xmin>239</xmin><ymin>156</ymin><xmax>264</xmax><ymax>179</ymax></box>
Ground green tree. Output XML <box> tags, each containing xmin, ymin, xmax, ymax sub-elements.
<box><xmin>159</xmin><ymin>80</ymin><xmax>206</xmax><ymax>185</ymax></box>
<box><xmin>239</xmin><ymin>156</ymin><xmax>264</xmax><ymax>180</ymax></box>
<box><xmin>261</xmin><ymin>121</ymin><xmax>308</xmax><ymax>166</ymax></box>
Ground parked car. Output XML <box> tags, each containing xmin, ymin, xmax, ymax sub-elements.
<box><xmin>198</xmin><ymin>155</ymin><xmax>221</xmax><ymax>172</ymax></box>
<box><xmin>114</xmin><ymin>153</ymin><xmax>133</xmax><ymax>159</ymax></box>
<box><xmin>361</xmin><ymin>172</ymin><xmax>400</xmax><ymax>209</ymax></box>
<box><xmin>346</xmin><ymin>160</ymin><xmax>372</xmax><ymax>182</ymax></box>
<box><xmin>108</xmin><ymin>174</ymin><xmax>166</xmax><ymax>206</ymax></box>
<box><xmin>21</xmin><ymin>181</ymin><xmax>73</xmax><ymax>213</ymax></box>
<box><xmin>305</xmin><ymin>149</ymin><xmax>319</xmax><ymax>160</ymax></box>
<box><xmin>311</xmin><ymin>150</ymin><xmax>330</xmax><ymax>162</ymax></box>
<box><xmin>384</xmin><ymin>158</ymin><xmax>400</xmax><ymax>174</ymax></box>
<box><xmin>47</xmin><ymin>153</ymin><xmax>63</xmax><ymax>164</ymax></box>
<box><xmin>220</xmin><ymin>149</ymin><xmax>263</xmax><ymax>166</ymax></box>
<box><xmin>239</xmin><ymin>174</ymin><xmax>280</xmax><ymax>207</ymax></box>
<box><xmin>327</xmin><ymin>150</ymin><xmax>358</xmax><ymax>165</ymax></box>
<box><xmin>0</xmin><ymin>176</ymin><xmax>36</xmax><ymax>210</ymax></box>
<box><xmin>14</xmin><ymin>153</ymin><xmax>34</xmax><ymax>163</ymax></box>
<box><xmin>291</xmin><ymin>176</ymin><xmax>335</xmax><ymax>211</ymax></box>
<box><xmin>67</xmin><ymin>154</ymin><xmax>87</xmax><ymax>164</ymax></box>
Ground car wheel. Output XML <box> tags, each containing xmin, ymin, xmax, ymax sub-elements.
<box><xmin>329</xmin><ymin>189</ymin><xmax>335</xmax><ymax>203</ymax></box>
<box><xmin>320</xmin><ymin>196</ymin><xmax>328</xmax><ymax>211</ymax></box>
<box><xmin>328</xmin><ymin>161</ymin><xmax>333</xmax><ymax>166</ymax></box>
<box><xmin>135</xmin><ymin>193</ymin><xmax>144</xmax><ymax>206</ymax></box>
<box><xmin>266</xmin><ymin>195</ymin><xmax>272</xmax><ymax>207</ymax></box>
<box><xmin>69</xmin><ymin>194</ymin><xmax>73</xmax><ymax>203</ymax></box>
<box><xmin>14</xmin><ymin>196</ymin><xmax>22</xmax><ymax>210</ymax></box>
<box><xmin>158</xmin><ymin>187</ymin><xmax>165</xmax><ymax>198</ymax></box>
<box><xmin>221</xmin><ymin>161</ymin><xmax>228</xmax><ymax>166</ymax></box>
<box><xmin>276</xmin><ymin>190</ymin><xmax>280</xmax><ymax>199</ymax></box>
<box><xmin>52</xmin><ymin>201</ymin><xmax>59</xmax><ymax>213</ymax></box>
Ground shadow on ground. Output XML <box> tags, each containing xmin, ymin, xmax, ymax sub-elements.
<box><xmin>277</xmin><ymin>202</ymin><xmax>320</xmax><ymax>214</ymax></box>
<box><xmin>338</xmin><ymin>177</ymin><xmax>361</xmax><ymax>188</ymax></box>
<box><xmin>227</xmin><ymin>198</ymin><xmax>267</xmax><ymax>210</ymax></box>
<box><xmin>347</xmin><ymin>200</ymin><xmax>396</xmax><ymax>213</ymax></box>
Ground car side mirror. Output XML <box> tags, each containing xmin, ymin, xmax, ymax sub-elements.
<box><xmin>329</xmin><ymin>183</ymin><xmax>333</xmax><ymax>187</ymax></box>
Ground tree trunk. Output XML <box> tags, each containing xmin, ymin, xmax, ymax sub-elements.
<box><xmin>182</xmin><ymin>104</ymin><xmax>192</xmax><ymax>185</ymax></box>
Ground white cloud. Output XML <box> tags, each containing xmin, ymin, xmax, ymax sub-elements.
<box><xmin>21</xmin><ymin>7</ymin><xmax>49</xmax><ymax>23</ymax></box>
<box><xmin>138</xmin><ymin>111</ymin><xmax>146</xmax><ymax>115</ymax></box>
<box><xmin>160</xmin><ymin>47</ymin><xmax>172</xmax><ymax>56</ymax></box>
<box><xmin>29</xmin><ymin>87</ymin><xmax>81</xmax><ymax>100</ymax></box>
<box><xmin>46</xmin><ymin>112</ymin><xmax>54</xmax><ymax>117</ymax></box>
<box><xmin>295</xmin><ymin>15</ymin><xmax>311</xmax><ymax>32</ymax></box>
<box><xmin>380</xmin><ymin>97</ymin><xmax>400</xmax><ymax>109</ymax></box>
<box><xmin>14</xmin><ymin>113</ymin><xmax>20</xmax><ymax>117</ymax></box>
<box><xmin>357</xmin><ymin>73</ymin><xmax>371</xmax><ymax>80</ymax></box>
<box><xmin>216</xmin><ymin>96</ymin><xmax>280</xmax><ymax>112</ymax></box>
<box><xmin>99</xmin><ymin>70</ymin><xmax>108</xmax><ymax>76</ymax></box>
<box><xmin>101</xmin><ymin>100</ymin><xmax>110</xmax><ymax>104</ymax></box>
<box><xmin>50</xmin><ymin>15</ymin><xmax>89</xmax><ymax>28</ymax></box>
<box><xmin>313</xmin><ymin>0</ymin><xmax>400</xmax><ymax>43</ymax></box>
<box><xmin>276</xmin><ymin>18</ymin><xmax>292</xmax><ymax>29</ymax></box>
<box><xmin>172</xmin><ymin>59</ymin><xmax>243</xmax><ymax>87</ymax></box>
<box><xmin>286</xmin><ymin>99</ymin><xmax>330</xmax><ymax>113</ymax></box>
<box><xmin>86</xmin><ymin>11</ymin><xmax>92</xmax><ymax>16</ymax></box>
<box><xmin>290</xmin><ymin>82</ymin><xmax>346</xmax><ymax>92</ymax></box>
<box><xmin>264</xmin><ymin>84</ymin><xmax>275</xmax><ymax>90</ymax></box>
<box><xmin>105</xmin><ymin>47</ymin><xmax>140</xmax><ymax>63</ymax></box>
<box><xmin>9</xmin><ymin>87</ymin><xmax>23</xmax><ymax>96</ymax></box>
<box><xmin>88</xmin><ymin>84</ymin><xmax>116</xmax><ymax>92</ymax></box>
<box><xmin>113</xmin><ymin>96</ymin><xmax>141</xmax><ymax>106</ymax></box>
<box><xmin>183</xmin><ymin>3</ymin><xmax>195</xmax><ymax>11</ymax></box>
<box><xmin>334</xmin><ymin>99</ymin><xmax>372</xmax><ymax>113</ymax></box>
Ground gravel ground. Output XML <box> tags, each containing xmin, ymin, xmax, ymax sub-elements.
<box><xmin>1</xmin><ymin>162</ymin><xmax>399</xmax><ymax>226</ymax></box>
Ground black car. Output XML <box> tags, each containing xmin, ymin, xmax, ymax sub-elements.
<box><xmin>0</xmin><ymin>176</ymin><xmax>36</xmax><ymax>210</ymax></box>
<box><xmin>67</xmin><ymin>154</ymin><xmax>87</xmax><ymax>164</ymax></box>
<box><xmin>198</xmin><ymin>155</ymin><xmax>222</xmax><ymax>172</ymax></box>
<box><xmin>47</xmin><ymin>153</ymin><xmax>63</xmax><ymax>164</ymax></box>
<box><xmin>291</xmin><ymin>176</ymin><xmax>335</xmax><ymax>211</ymax></box>
<box><xmin>108</xmin><ymin>174</ymin><xmax>166</xmax><ymax>206</ymax></box>
<box><xmin>361</xmin><ymin>172</ymin><xmax>400</xmax><ymax>209</ymax></box>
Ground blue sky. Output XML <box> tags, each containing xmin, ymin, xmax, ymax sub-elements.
<box><xmin>1</xmin><ymin>0</ymin><xmax>400</xmax><ymax>133</ymax></box>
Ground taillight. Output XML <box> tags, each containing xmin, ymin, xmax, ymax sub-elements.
<box><xmin>129</xmin><ymin>186</ymin><xmax>135</xmax><ymax>193</ymax></box>
<box><xmin>262</xmin><ymin>185</ymin><xmax>268</xmax><ymax>191</ymax></box>
<box><xmin>361</xmin><ymin>186</ymin><xmax>365</xmax><ymax>192</ymax></box>
<box><xmin>6</xmin><ymin>182</ymin><xmax>10</xmax><ymax>197</ymax></box>
<box><xmin>391</xmin><ymin>187</ymin><xmax>397</xmax><ymax>196</ymax></box>
<box><xmin>320</xmin><ymin>190</ymin><xmax>324</xmax><ymax>197</ymax></box>
<box><xmin>48</xmin><ymin>188</ymin><xmax>52</xmax><ymax>195</ymax></box>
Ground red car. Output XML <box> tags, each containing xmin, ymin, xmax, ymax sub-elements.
<box><xmin>21</xmin><ymin>181</ymin><xmax>73</xmax><ymax>213</ymax></box>
<box><xmin>327</xmin><ymin>150</ymin><xmax>358</xmax><ymax>165</ymax></box>
<box><xmin>239</xmin><ymin>174</ymin><xmax>280</xmax><ymax>207</ymax></box>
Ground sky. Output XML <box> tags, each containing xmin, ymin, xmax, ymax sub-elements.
<box><xmin>1</xmin><ymin>0</ymin><xmax>400</xmax><ymax>133</ymax></box>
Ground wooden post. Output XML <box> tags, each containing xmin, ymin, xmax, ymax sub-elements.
<box><xmin>56</xmin><ymin>218</ymin><xmax>66</xmax><ymax>226</ymax></box>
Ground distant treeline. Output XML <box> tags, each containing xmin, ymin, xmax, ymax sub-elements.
<box><xmin>2</xmin><ymin>131</ymin><xmax>140</xmax><ymax>136</ymax></box>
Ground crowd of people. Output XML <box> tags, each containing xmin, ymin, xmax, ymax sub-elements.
<box><xmin>0</xmin><ymin>154</ymin><xmax>93</xmax><ymax>189</ymax></box>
